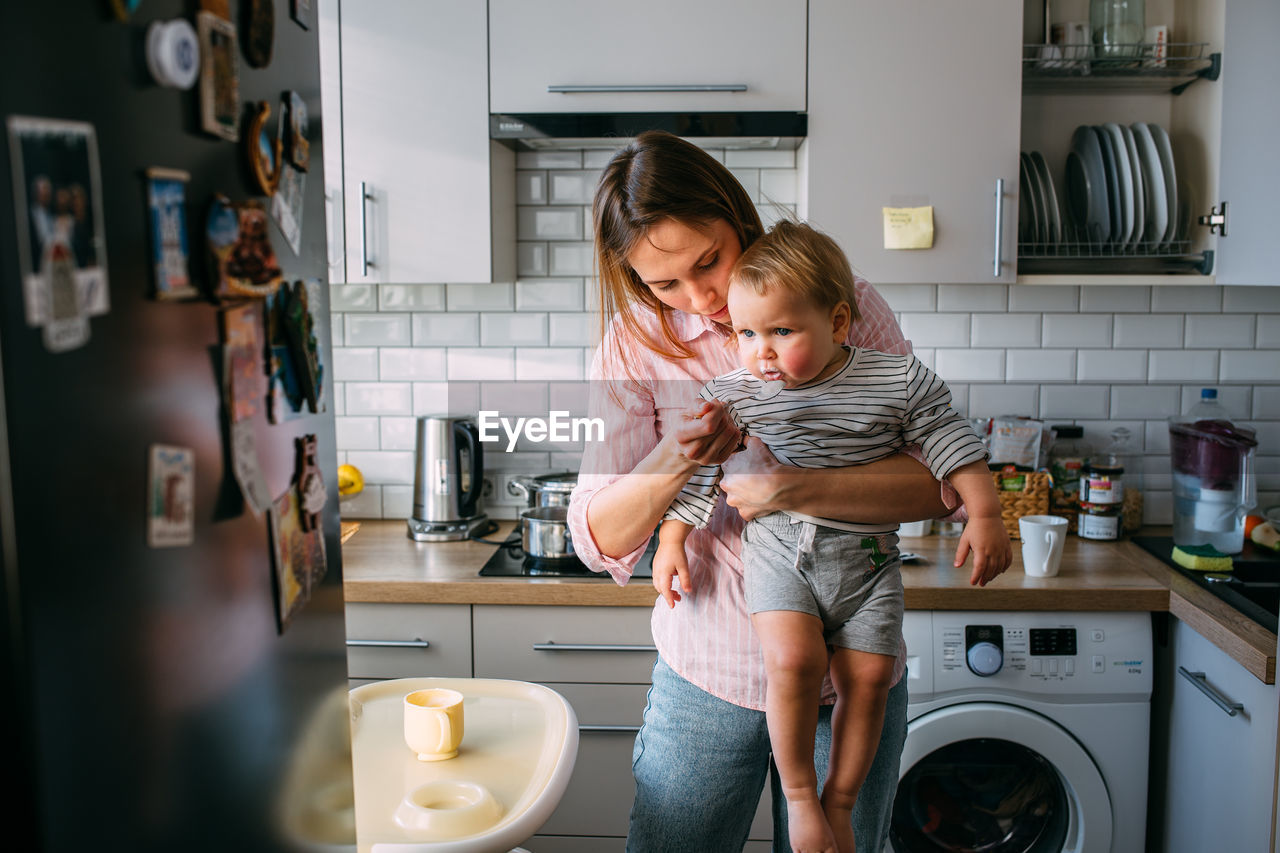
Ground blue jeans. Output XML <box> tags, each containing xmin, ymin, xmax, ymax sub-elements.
<box><xmin>627</xmin><ymin>656</ymin><xmax>908</xmax><ymax>852</ymax></box>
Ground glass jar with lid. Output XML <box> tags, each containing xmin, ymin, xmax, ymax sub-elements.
<box><xmin>1102</xmin><ymin>427</ymin><xmax>1144</xmax><ymax>532</ymax></box>
<box><xmin>1091</xmin><ymin>0</ymin><xmax>1145</xmax><ymax>61</ymax></box>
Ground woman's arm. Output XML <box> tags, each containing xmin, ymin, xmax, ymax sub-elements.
<box><xmin>719</xmin><ymin>437</ymin><xmax>955</xmax><ymax>524</ymax></box>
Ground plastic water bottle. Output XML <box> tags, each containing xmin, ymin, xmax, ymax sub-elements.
<box><xmin>1185</xmin><ymin>387</ymin><xmax>1228</xmax><ymax>420</ymax></box>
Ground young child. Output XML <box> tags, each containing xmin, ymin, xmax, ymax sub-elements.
<box><xmin>653</xmin><ymin>220</ymin><xmax>1011</xmax><ymax>853</ymax></box>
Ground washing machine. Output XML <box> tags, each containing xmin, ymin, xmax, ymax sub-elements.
<box><xmin>890</xmin><ymin>611</ymin><xmax>1152</xmax><ymax>853</ymax></box>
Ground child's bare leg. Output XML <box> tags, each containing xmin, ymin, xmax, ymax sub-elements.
<box><xmin>822</xmin><ymin>648</ymin><xmax>896</xmax><ymax>853</ymax></box>
<box><xmin>752</xmin><ymin>610</ymin><xmax>837</xmax><ymax>853</ymax></box>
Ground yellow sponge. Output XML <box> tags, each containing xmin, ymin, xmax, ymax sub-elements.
<box><xmin>1172</xmin><ymin>545</ymin><xmax>1233</xmax><ymax>572</ymax></box>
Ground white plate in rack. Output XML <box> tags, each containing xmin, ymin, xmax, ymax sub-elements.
<box><xmin>1148</xmin><ymin>122</ymin><xmax>1179</xmax><ymax>249</ymax></box>
<box><xmin>1102</xmin><ymin>122</ymin><xmax>1134</xmax><ymax>247</ymax></box>
<box><xmin>1131</xmin><ymin>122</ymin><xmax>1167</xmax><ymax>248</ymax></box>
<box><xmin>1030</xmin><ymin>151</ymin><xmax>1061</xmax><ymax>245</ymax></box>
<box><xmin>1120</xmin><ymin>124</ymin><xmax>1145</xmax><ymax>251</ymax></box>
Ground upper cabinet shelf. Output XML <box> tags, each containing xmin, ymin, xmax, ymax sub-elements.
<box><xmin>1022</xmin><ymin>42</ymin><xmax>1221</xmax><ymax>94</ymax></box>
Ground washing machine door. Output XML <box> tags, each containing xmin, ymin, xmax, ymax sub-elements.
<box><xmin>891</xmin><ymin>702</ymin><xmax>1111</xmax><ymax>853</ymax></box>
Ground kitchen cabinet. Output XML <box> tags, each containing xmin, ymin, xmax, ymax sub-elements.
<box><xmin>488</xmin><ymin>0</ymin><xmax>807</xmax><ymax>115</ymax></box>
<box><xmin>345</xmin><ymin>603</ymin><xmax>472</xmax><ymax>681</ymax></box>
<box><xmin>318</xmin><ymin>0</ymin><xmax>514</xmax><ymax>285</ymax></box>
<box><xmin>1150</xmin><ymin>616</ymin><xmax>1279</xmax><ymax>852</ymax></box>
<box><xmin>804</xmin><ymin>0</ymin><xmax>1025</xmax><ymax>284</ymax></box>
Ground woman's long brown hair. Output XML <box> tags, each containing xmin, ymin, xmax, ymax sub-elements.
<box><xmin>592</xmin><ymin>131</ymin><xmax>764</xmax><ymax>374</ymax></box>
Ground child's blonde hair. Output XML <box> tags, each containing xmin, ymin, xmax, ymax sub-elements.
<box><xmin>730</xmin><ymin>220</ymin><xmax>861</xmax><ymax>321</ymax></box>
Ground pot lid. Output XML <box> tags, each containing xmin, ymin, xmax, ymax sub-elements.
<box><xmin>518</xmin><ymin>472</ymin><xmax>578</xmax><ymax>492</ymax></box>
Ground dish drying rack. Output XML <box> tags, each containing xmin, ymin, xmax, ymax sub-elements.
<box><xmin>1018</xmin><ymin>238</ymin><xmax>1214</xmax><ymax>275</ymax></box>
<box><xmin>1022</xmin><ymin>42</ymin><xmax>1220</xmax><ymax>94</ymax></box>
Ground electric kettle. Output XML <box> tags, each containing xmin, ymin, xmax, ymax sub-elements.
<box><xmin>407</xmin><ymin>416</ymin><xmax>494</xmax><ymax>541</ymax></box>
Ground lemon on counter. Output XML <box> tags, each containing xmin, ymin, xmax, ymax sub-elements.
<box><xmin>338</xmin><ymin>464</ymin><xmax>364</xmax><ymax>498</ymax></box>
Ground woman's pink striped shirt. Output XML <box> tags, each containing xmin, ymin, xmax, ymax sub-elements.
<box><xmin>567</xmin><ymin>278</ymin><xmax>957</xmax><ymax>711</ymax></box>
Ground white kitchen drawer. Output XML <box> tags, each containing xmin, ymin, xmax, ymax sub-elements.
<box><xmin>489</xmin><ymin>0</ymin><xmax>807</xmax><ymax>114</ymax></box>
<box><xmin>344</xmin><ymin>603</ymin><xmax>472</xmax><ymax>679</ymax></box>
<box><xmin>537</xmin><ymin>723</ymin><xmax>639</xmax><ymax>837</ymax></box>
<box><xmin>473</xmin><ymin>605</ymin><xmax>655</xmax><ymax>684</ymax></box>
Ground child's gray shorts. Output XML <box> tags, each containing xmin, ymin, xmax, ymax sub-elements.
<box><xmin>742</xmin><ymin>512</ymin><xmax>903</xmax><ymax>657</ymax></box>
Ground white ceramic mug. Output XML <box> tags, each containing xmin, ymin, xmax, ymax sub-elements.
<box><xmin>404</xmin><ymin>688</ymin><xmax>465</xmax><ymax>761</ymax></box>
<box><xmin>1019</xmin><ymin>515</ymin><xmax>1069</xmax><ymax>577</ymax></box>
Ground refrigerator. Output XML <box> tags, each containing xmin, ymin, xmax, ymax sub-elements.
<box><xmin>0</xmin><ymin>2</ymin><xmax>351</xmax><ymax>850</ymax></box>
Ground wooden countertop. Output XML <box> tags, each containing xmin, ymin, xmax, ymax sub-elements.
<box><xmin>340</xmin><ymin>520</ymin><xmax>1277</xmax><ymax>683</ymax></box>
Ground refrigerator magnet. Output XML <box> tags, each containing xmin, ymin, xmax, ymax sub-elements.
<box><xmin>284</xmin><ymin>91</ymin><xmax>309</xmax><ymax>171</ymax></box>
<box><xmin>230</xmin><ymin>419</ymin><xmax>271</xmax><ymax>516</ymax></box>
<box><xmin>269</xmin><ymin>164</ymin><xmax>304</xmax><ymax>255</ymax></box>
<box><xmin>220</xmin><ymin>302</ymin><xmax>267</xmax><ymax>423</ymax></box>
<box><xmin>243</xmin><ymin>0</ymin><xmax>275</xmax><ymax>68</ymax></box>
<box><xmin>197</xmin><ymin>11</ymin><xmax>239</xmax><ymax>141</ymax></box>
<box><xmin>290</xmin><ymin>0</ymin><xmax>314</xmax><ymax>30</ymax></box>
<box><xmin>145</xmin><ymin>18</ymin><xmax>200</xmax><ymax>91</ymax></box>
<box><xmin>147</xmin><ymin>444</ymin><xmax>195</xmax><ymax>548</ymax></box>
<box><xmin>294</xmin><ymin>434</ymin><xmax>326</xmax><ymax>533</ymax></box>
<box><xmin>207</xmin><ymin>195</ymin><xmax>283</xmax><ymax>299</ymax></box>
<box><xmin>6</xmin><ymin>116</ymin><xmax>109</xmax><ymax>351</ymax></box>
<box><xmin>282</xmin><ymin>280</ymin><xmax>322</xmax><ymax>412</ymax></box>
<box><xmin>268</xmin><ymin>480</ymin><xmax>327</xmax><ymax>634</ymax></box>
<box><xmin>245</xmin><ymin>101</ymin><xmax>283</xmax><ymax>195</ymax></box>
<box><xmin>145</xmin><ymin>168</ymin><xmax>198</xmax><ymax>300</ymax></box>
<box><xmin>265</xmin><ymin>283</ymin><xmax>325</xmax><ymax>423</ymax></box>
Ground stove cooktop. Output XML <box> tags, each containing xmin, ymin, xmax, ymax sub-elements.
<box><xmin>479</xmin><ymin>533</ymin><xmax>655</xmax><ymax>578</ymax></box>
<box><xmin>1132</xmin><ymin>535</ymin><xmax>1280</xmax><ymax>633</ymax></box>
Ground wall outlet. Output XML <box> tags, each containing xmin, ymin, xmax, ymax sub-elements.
<box><xmin>492</xmin><ymin>472</ymin><xmax>528</xmax><ymax>507</ymax></box>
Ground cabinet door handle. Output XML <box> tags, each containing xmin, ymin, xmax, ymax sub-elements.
<box><xmin>579</xmin><ymin>724</ymin><xmax>642</xmax><ymax>733</ymax></box>
<box><xmin>992</xmin><ymin>177</ymin><xmax>1004</xmax><ymax>278</ymax></box>
<box><xmin>1178</xmin><ymin>666</ymin><xmax>1244</xmax><ymax>717</ymax></box>
<box><xmin>359</xmin><ymin>181</ymin><xmax>375</xmax><ymax>275</ymax></box>
<box><xmin>346</xmin><ymin>639</ymin><xmax>430</xmax><ymax>649</ymax></box>
<box><xmin>532</xmin><ymin>642</ymin><xmax>658</xmax><ymax>653</ymax></box>
<box><xmin>547</xmin><ymin>84</ymin><xmax>748</xmax><ymax>94</ymax></box>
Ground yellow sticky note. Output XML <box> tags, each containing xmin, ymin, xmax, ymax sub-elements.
<box><xmin>883</xmin><ymin>206</ymin><xmax>934</xmax><ymax>250</ymax></box>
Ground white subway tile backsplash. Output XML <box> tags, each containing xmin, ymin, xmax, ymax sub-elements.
<box><xmin>1008</xmin><ymin>285</ymin><xmax>1078</xmax><ymax>312</ymax></box>
<box><xmin>1256</xmin><ymin>315</ymin><xmax>1280</xmax><ymax>348</ymax></box>
<box><xmin>876</xmin><ymin>285</ymin><xmax>936</xmax><ymax>313</ymax></box>
<box><xmin>1184</xmin><ymin>314</ymin><xmax>1256</xmax><ymax>348</ymax></box>
<box><xmin>339</xmin><ymin>484</ymin><xmax>382</xmax><ymax>519</ymax></box>
<box><xmin>583</xmin><ymin>149</ymin><xmax>620</xmax><ymax>169</ymax></box>
<box><xmin>382</xmin><ymin>485</ymin><xmax>412</xmax><ymax>519</ymax></box>
<box><xmin>332</xmin><ymin>382</ymin><xmax>345</xmax><ymax>416</ymax></box>
<box><xmin>481</xmin><ymin>313</ymin><xmax>549</xmax><ymax>346</ymax></box>
<box><xmin>378</xmin><ymin>417</ymin><xmax>418</xmax><ymax>451</ymax></box>
<box><xmin>912</xmin><ymin>348</ymin><xmax>935</xmax><ymax>371</ymax></box>
<box><xmin>972</xmin><ymin>313</ymin><xmax>1040</xmax><ymax>347</ymax></box>
<box><xmin>1006</xmin><ymin>349</ymin><xmax>1076</xmax><ymax>381</ymax></box>
<box><xmin>516</xmin><ymin>278</ymin><xmax>584</xmax><ymax>311</ymax></box>
<box><xmin>1080</xmin><ymin>286</ymin><xmax>1150</xmax><ymax>312</ymax></box>
<box><xmin>346</xmin><ymin>313</ymin><xmax>411</xmax><ymax>346</ymax></box>
<box><xmin>447</xmin><ymin>348</ymin><xmax>515</xmax><ymax>381</ymax></box>
<box><xmin>947</xmin><ymin>383</ymin><xmax>969</xmax><ymax>415</ymax></box>
<box><xmin>1220</xmin><ymin>350</ymin><xmax>1280</xmax><ymax>382</ymax></box>
<box><xmin>1112</xmin><ymin>314</ymin><xmax>1183</xmax><ymax>348</ymax></box>
<box><xmin>724</xmin><ymin>149</ymin><xmax>795</xmax><ymax>168</ymax></box>
<box><xmin>335</xmin><ymin>416</ymin><xmax>380</xmax><ymax>450</ymax></box>
<box><xmin>1042</xmin><ymin>314</ymin><xmax>1112</xmax><ymax>348</ymax></box>
<box><xmin>760</xmin><ymin>169</ymin><xmax>798</xmax><ymax>205</ymax></box>
<box><xmin>516</xmin><ymin>150</ymin><xmax>582</xmax><ymax>169</ymax></box>
<box><xmin>901</xmin><ymin>313</ymin><xmax>971</xmax><ymax>347</ymax></box>
<box><xmin>332</xmin><ymin>347</ymin><xmax>379</xmax><ymax>381</ymax></box>
<box><xmin>1110</xmin><ymin>385</ymin><xmax>1179</xmax><ymax>418</ymax></box>
<box><xmin>1040</xmin><ymin>385</ymin><xmax>1110</xmax><ymax>419</ymax></box>
<box><xmin>549</xmin><ymin>312</ymin><xmax>595</xmax><ymax>346</ymax></box>
<box><xmin>518</xmin><ymin>207</ymin><xmax>583</xmax><ymax>241</ymax></box>
<box><xmin>1151</xmin><ymin>285</ymin><xmax>1221</xmax><ymax>312</ymax></box>
<box><xmin>549</xmin><ymin>242</ymin><xmax>594</xmax><ymax>276</ymax></box>
<box><xmin>516</xmin><ymin>170</ymin><xmax>546</xmax><ymax>205</ymax></box>
<box><xmin>1254</xmin><ymin>386</ymin><xmax>1280</xmax><ymax>419</ymax></box>
<box><xmin>518</xmin><ymin>243</ymin><xmax>548</xmax><ymax>276</ymax></box>
<box><xmin>1178</xmin><ymin>385</ymin><xmax>1252</xmax><ymax>418</ymax></box>
<box><xmin>1078</xmin><ymin>349</ymin><xmax>1147</xmax><ymax>381</ymax></box>
<box><xmin>932</xmin><ymin>349</ymin><xmax>1005</xmax><ymax>382</ymax></box>
<box><xmin>345</xmin><ymin>382</ymin><xmax>413</xmax><ymax>416</ymax></box>
<box><xmin>728</xmin><ymin>168</ymin><xmax>760</xmax><ymax>202</ymax></box>
<box><xmin>447</xmin><ymin>283</ymin><xmax>514</xmax><ymax>312</ymax></box>
<box><xmin>413</xmin><ymin>312</ymin><xmax>480</xmax><ymax>347</ymax></box>
<box><xmin>548</xmin><ymin>171</ymin><xmax>598</xmax><ymax>205</ymax></box>
<box><xmin>479</xmin><ymin>381</ymin><xmax>549</xmax><ymax>415</ymax></box>
<box><xmin>379</xmin><ymin>347</ymin><xmax>447</xmax><ymax>380</ymax></box>
<box><xmin>414</xmin><ymin>381</ymin><xmax>477</xmax><ymax>417</ymax></box>
<box><xmin>1148</xmin><ymin>349</ymin><xmax>1219</xmax><ymax>382</ymax></box>
<box><xmin>1145</xmin><ymin>420</ymin><xmax>1170</xmax><ymax>454</ymax></box>
<box><xmin>516</xmin><ymin>347</ymin><xmax>585</xmax><ymax>380</ymax></box>
<box><xmin>937</xmin><ymin>285</ymin><xmax>1007</xmax><ymax>312</ymax></box>
<box><xmin>346</xmin><ymin>450</ymin><xmax>415</xmax><ymax>485</ymax></box>
<box><xmin>968</xmin><ymin>383</ymin><xmax>1039</xmax><ymax>418</ymax></box>
<box><xmin>379</xmin><ymin>283</ymin><xmax>446</xmax><ymax>311</ymax></box>
<box><xmin>758</xmin><ymin>204</ymin><xmax>797</xmax><ymax>229</ymax></box>
<box><xmin>1223</xmin><ymin>286</ymin><xmax>1280</xmax><ymax>313</ymax></box>
<box><xmin>548</xmin><ymin>381</ymin><xmax>592</xmax><ymax>413</ymax></box>
<box><xmin>330</xmin><ymin>283</ymin><xmax>377</xmax><ymax>312</ymax></box>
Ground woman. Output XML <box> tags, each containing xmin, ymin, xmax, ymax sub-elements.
<box><xmin>568</xmin><ymin>130</ymin><xmax>972</xmax><ymax>852</ymax></box>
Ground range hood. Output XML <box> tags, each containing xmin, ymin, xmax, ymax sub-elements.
<box><xmin>490</xmin><ymin>111</ymin><xmax>807</xmax><ymax>151</ymax></box>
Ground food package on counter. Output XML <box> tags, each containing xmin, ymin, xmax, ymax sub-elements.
<box><xmin>988</xmin><ymin>416</ymin><xmax>1045</xmax><ymax>469</ymax></box>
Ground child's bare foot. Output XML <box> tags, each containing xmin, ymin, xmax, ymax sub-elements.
<box><xmin>821</xmin><ymin>790</ymin><xmax>858</xmax><ymax>853</ymax></box>
<box><xmin>785</xmin><ymin>791</ymin><xmax>838</xmax><ymax>853</ymax></box>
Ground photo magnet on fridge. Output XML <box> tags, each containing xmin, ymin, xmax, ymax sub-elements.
<box><xmin>145</xmin><ymin>167</ymin><xmax>198</xmax><ymax>300</ymax></box>
<box><xmin>6</xmin><ymin>116</ymin><xmax>109</xmax><ymax>353</ymax></box>
<box><xmin>147</xmin><ymin>444</ymin><xmax>195</xmax><ymax>548</ymax></box>
<box><xmin>268</xmin><ymin>481</ymin><xmax>326</xmax><ymax>634</ymax></box>
<box><xmin>207</xmin><ymin>195</ymin><xmax>283</xmax><ymax>299</ymax></box>
<box><xmin>285</xmin><ymin>90</ymin><xmax>309</xmax><ymax>171</ymax></box>
<box><xmin>245</xmin><ymin>100</ymin><xmax>283</xmax><ymax>195</ymax></box>
<box><xmin>220</xmin><ymin>302</ymin><xmax>267</xmax><ymax>423</ymax></box>
<box><xmin>242</xmin><ymin>0</ymin><xmax>275</xmax><ymax>68</ymax></box>
<box><xmin>197</xmin><ymin>11</ymin><xmax>239</xmax><ymax>141</ymax></box>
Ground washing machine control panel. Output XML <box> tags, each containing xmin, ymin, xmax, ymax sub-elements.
<box><xmin>964</xmin><ymin>625</ymin><xmax>1004</xmax><ymax>676</ymax></box>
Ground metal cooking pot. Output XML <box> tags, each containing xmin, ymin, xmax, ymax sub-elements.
<box><xmin>508</xmin><ymin>472</ymin><xmax>578</xmax><ymax>509</ymax></box>
<box><xmin>520</xmin><ymin>505</ymin><xmax>575</xmax><ymax>560</ymax></box>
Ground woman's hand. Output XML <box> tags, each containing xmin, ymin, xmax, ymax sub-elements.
<box><xmin>720</xmin><ymin>437</ymin><xmax>787</xmax><ymax>521</ymax></box>
<box><xmin>670</xmin><ymin>400</ymin><xmax>741</xmax><ymax>467</ymax></box>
